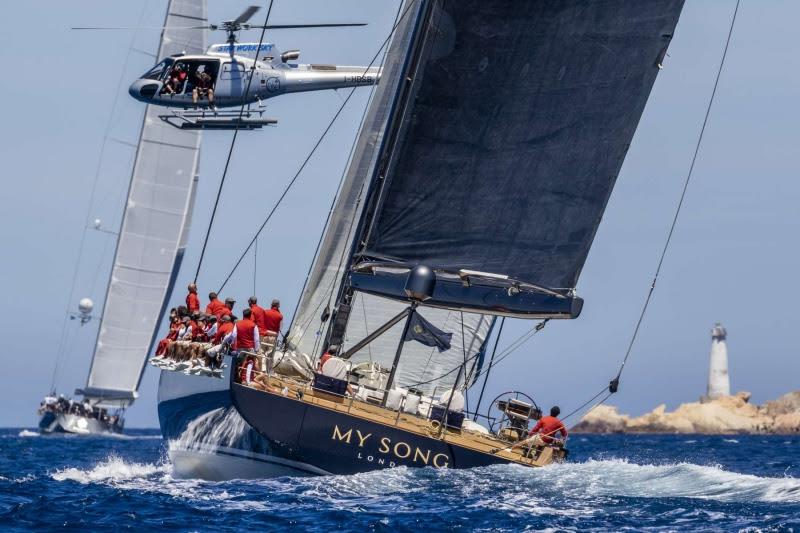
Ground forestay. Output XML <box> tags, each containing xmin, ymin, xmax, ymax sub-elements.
<box><xmin>84</xmin><ymin>0</ymin><xmax>207</xmax><ymax>406</ymax></box>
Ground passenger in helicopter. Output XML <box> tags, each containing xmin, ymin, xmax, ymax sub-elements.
<box><xmin>192</xmin><ymin>65</ymin><xmax>216</xmax><ymax>109</ymax></box>
<box><xmin>163</xmin><ymin>63</ymin><xmax>187</xmax><ymax>95</ymax></box>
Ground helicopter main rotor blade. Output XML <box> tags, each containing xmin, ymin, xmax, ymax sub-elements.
<box><xmin>248</xmin><ymin>23</ymin><xmax>367</xmax><ymax>30</ymax></box>
<box><xmin>233</xmin><ymin>5</ymin><xmax>261</xmax><ymax>25</ymax></box>
<box><xmin>71</xmin><ymin>25</ymin><xmax>210</xmax><ymax>30</ymax></box>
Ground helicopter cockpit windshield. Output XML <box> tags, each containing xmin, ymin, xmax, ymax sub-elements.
<box><xmin>142</xmin><ymin>58</ymin><xmax>174</xmax><ymax>81</ymax></box>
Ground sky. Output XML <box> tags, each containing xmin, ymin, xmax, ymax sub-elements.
<box><xmin>0</xmin><ymin>0</ymin><xmax>797</xmax><ymax>429</ymax></box>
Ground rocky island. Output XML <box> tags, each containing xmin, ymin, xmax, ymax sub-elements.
<box><xmin>573</xmin><ymin>391</ymin><xmax>800</xmax><ymax>434</ymax></box>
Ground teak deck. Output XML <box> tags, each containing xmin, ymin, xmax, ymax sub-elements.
<box><xmin>244</xmin><ymin>373</ymin><xmax>562</xmax><ymax>468</ymax></box>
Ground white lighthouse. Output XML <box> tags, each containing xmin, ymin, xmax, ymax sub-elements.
<box><xmin>706</xmin><ymin>323</ymin><xmax>730</xmax><ymax>400</ymax></box>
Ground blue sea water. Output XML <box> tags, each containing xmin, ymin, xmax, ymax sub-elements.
<box><xmin>1</xmin><ymin>429</ymin><xmax>799</xmax><ymax>531</ymax></box>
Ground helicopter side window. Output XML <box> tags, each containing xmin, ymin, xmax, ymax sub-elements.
<box><xmin>221</xmin><ymin>62</ymin><xmax>245</xmax><ymax>80</ymax></box>
<box><xmin>142</xmin><ymin>58</ymin><xmax>174</xmax><ymax>81</ymax></box>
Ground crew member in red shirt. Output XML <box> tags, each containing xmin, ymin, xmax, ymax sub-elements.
<box><xmin>212</xmin><ymin>315</ymin><xmax>234</xmax><ymax>345</ymax></box>
<box><xmin>318</xmin><ymin>345</ymin><xmax>339</xmax><ymax>371</ymax></box>
<box><xmin>205</xmin><ymin>292</ymin><xmax>225</xmax><ymax>318</ymax></box>
<box><xmin>528</xmin><ymin>406</ymin><xmax>568</xmax><ymax>444</ymax></box>
<box><xmin>217</xmin><ymin>297</ymin><xmax>235</xmax><ymax>320</ymax></box>
<box><xmin>248</xmin><ymin>296</ymin><xmax>268</xmax><ymax>333</ymax></box>
<box><xmin>263</xmin><ymin>299</ymin><xmax>283</xmax><ymax>336</ymax></box>
<box><xmin>186</xmin><ymin>283</ymin><xmax>200</xmax><ymax>313</ymax></box>
<box><xmin>224</xmin><ymin>308</ymin><xmax>260</xmax><ymax>353</ymax></box>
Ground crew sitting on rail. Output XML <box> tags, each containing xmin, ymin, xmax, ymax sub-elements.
<box><xmin>192</xmin><ymin>314</ymin><xmax>210</xmax><ymax>342</ymax></box>
<box><xmin>163</xmin><ymin>63</ymin><xmax>187</xmax><ymax>95</ymax></box>
<box><xmin>155</xmin><ymin>313</ymin><xmax>181</xmax><ymax>356</ymax></box>
<box><xmin>528</xmin><ymin>406</ymin><xmax>568</xmax><ymax>445</ymax></box>
<box><xmin>204</xmin><ymin>315</ymin><xmax>217</xmax><ymax>339</ymax></box>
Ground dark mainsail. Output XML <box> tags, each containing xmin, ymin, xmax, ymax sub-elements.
<box><xmin>349</xmin><ymin>0</ymin><xmax>684</xmax><ymax>317</ymax></box>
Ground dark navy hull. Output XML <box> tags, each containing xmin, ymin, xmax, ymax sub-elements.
<box><xmin>231</xmin><ymin>382</ymin><xmax>513</xmax><ymax>475</ymax></box>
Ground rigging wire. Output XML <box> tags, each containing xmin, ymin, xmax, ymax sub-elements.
<box><xmin>49</xmin><ymin>2</ymin><xmax>151</xmax><ymax>393</ymax></box>
<box><xmin>473</xmin><ymin>316</ymin><xmax>505</xmax><ymax>420</ymax></box>
<box><xmin>253</xmin><ymin>237</ymin><xmax>258</xmax><ymax>296</ymax></box>
<box><xmin>193</xmin><ymin>0</ymin><xmax>275</xmax><ymax>283</ymax></box>
<box><xmin>216</xmin><ymin>0</ymin><xmax>417</xmax><ymax>294</ymax></box>
<box><xmin>564</xmin><ymin>0</ymin><xmax>742</xmax><ymax>425</ymax></box>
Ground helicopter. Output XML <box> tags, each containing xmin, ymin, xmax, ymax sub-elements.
<box><xmin>75</xmin><ymin>6</ymin><xmax>381</xmax><ymax>130</ymax></box>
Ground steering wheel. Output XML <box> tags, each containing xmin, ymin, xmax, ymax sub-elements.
<box><xmin>486</xmin><ymin>390</ymin><xmax>539</xmax><ymax>435</ymax></box>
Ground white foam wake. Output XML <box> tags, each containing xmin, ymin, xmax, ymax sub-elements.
<box><xmin>51</xmin><ymin>456</ymin><xmax>167</xmax><ymax>484</ymax></box>
<box><xmin>18</xmin><ymin>429</ymin><xmax>39</xmax><ymax>437</ymax></box>
<box><xmin>534</xmin><ymin>459</ymin><xmax>800</xmax><ymax>503</ymax></box>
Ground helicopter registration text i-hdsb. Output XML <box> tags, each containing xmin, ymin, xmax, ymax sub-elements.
<box><xmin>76</xmin><ymin>5</ymin><xmax>381</xmax><ymax>130</ymax></box>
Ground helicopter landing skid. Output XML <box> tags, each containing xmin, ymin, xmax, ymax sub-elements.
<box><xmin>159</xmin><ymin>109</ymin><xmax>278</xmax><ymax>130</ymax></box>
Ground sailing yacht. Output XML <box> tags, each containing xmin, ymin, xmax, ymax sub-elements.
<box><xmin>228</xmin><ymin>0</ymin><xmax>686</xmax><ymax>475</ymax></box>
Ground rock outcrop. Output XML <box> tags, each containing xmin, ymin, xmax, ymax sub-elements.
<box><xmin>573</xmin><ymin>391</ymin><xmax>800</xmax><ymax>434</ymax></box>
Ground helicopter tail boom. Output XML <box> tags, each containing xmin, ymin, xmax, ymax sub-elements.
<box><xmin>279</xmin><ymin>65</ymin><xmax>381</xmax><ymax>95</ymax></box>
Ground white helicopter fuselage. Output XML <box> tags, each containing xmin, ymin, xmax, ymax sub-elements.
<box><xmin>129</xmin><ymin>43</ymin><xmax>381</xmax><ymax>109</ymax></box>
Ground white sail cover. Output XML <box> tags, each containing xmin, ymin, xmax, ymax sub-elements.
<box><xmin>287</xmin><ymin>1</ymin><xmax>493</xmax><ymax>395</ymax></box>
<box><xmin>85</xmin><ymin>0</ymin><xmax>207</xmax><ymax>405</ymax></box>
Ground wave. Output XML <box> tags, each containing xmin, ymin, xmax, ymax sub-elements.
<box><xmin>18</xmin><ymin>430</ymin><xmax>39</xmax><ymax>437</ymax></box>
<box><xmin>259</xmin><ymin>458</ymin><xmax>800</xmax><ymax>506</ymax></box>
<box><xmin>504</xmin><ymin>459</ymin><xmax>800</xmax><ymax>504</ymax></box>
<box><xmin>51</xmin><ymin>456</ymin><xmax>167</xmax><ymax>485</ymax></box>
<box><xmin>46</xmin><ymin>455</ymin><xmax>800</xmax><ymax>513</ymax></box>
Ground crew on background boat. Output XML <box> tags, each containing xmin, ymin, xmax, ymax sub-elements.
<box><xmin>186</xmin><ymin>283</ymin><xmax>200</xmax><ymax>313</ymax></box>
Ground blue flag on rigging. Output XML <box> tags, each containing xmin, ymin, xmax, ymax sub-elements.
<box><xmin>404</xmin><ymin>311</ymin><xmax>452</xmax><ymax>352</ymax></box>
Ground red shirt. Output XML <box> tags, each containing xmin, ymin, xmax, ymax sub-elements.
<box><xmin>250</xmin><ymin>304</ymin><xmax>268</xmax><ymax>332</ymax></box>
<box><xmin>234</xmin><ymin>318</ymin><xmax>257</xmax><ymax>351</ymax></box>
<box><xmin>263</xmin><ymin>308</ymin><xmax>283</xmax><ymax>335</ymax></box>
<box><xmin>529</xmin><ymin>416</ymin><xmax>568</xmax><ymax>443</ymax></box>
<box><xmin>213</xmin><ymin>322</ymin><xmax>234</xmax><ymax>345</ymax></box>
<box><xmin>186</xmin><ymin>292</ymin><xmax>200</xmax><ymax>313</ymax></box>
<box><xmin>206</xmin><ymin>299</ymin><xmax>225</xmax><ymax>318</ymax></box>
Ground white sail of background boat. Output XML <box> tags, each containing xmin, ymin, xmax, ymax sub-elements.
<box><xmin>39</xmin><ymin>0</ymin><xmax>207</xmax><ymax>435</ymax></box>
